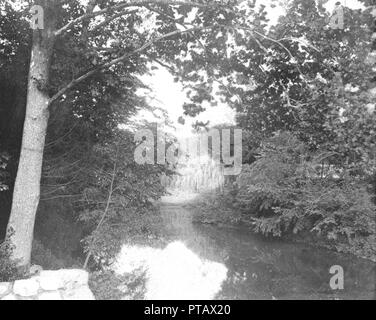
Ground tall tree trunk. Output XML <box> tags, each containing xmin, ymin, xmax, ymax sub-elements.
<box><xmin>6</xmin><ymin>3</ymin><xmax>56</xmax><ymax>268</ymax></box>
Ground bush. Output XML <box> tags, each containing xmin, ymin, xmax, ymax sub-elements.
<box><xmin>0</xmin><ymin>234</ymin><xmax>22</xmax><ymax>282</ymax></box>
<box><xmin>82</xmin><ymin>205</ymin><xmax>167</xmax><ymax>268</ymax></box>
<box><xmin>89</xmin><ymin>269</ymin><xmax>146</xmax><ymax>300</ymax></box>
<box><xmin>89</xmin><ymin>270</ymin><xmax>125</xmax><ymax>300</ymax></box>
<box><xmin>235</xmin><ymin>132</ymin><xmax>376</xmax><ymax>257</ymax></box>
<box><xmin>78</xmin><ymin>133</ymin><xmax>168</xmax><ymax>269</ymax></box>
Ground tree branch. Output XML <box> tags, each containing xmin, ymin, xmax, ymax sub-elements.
<box><xmin>51</xmin><ymin>20</ymin><xmax>305</xmax><ymax>107</ymax></box>
<box><xmin>89</xmin><ymin>8</ymin><xmax>138</xmax><ymax>34</ymax></box>
<box><xmin>55</xmin><ymin>0</ymin><xmax>218</xmax><ymax>37</ymax></box>
<box><xmin>49</xmin><ymin>25</ymin><xmax>216</xmax><ymax>105</ymax></box>
<box><xmin>223</xmin><ymin>24</ymin><xmax>308</xmax><ymax>84</ymax></box>
<box><xmin>81</xmin><ymin>0</ymin><xmax>98</xmax><ymax>43</ymax></box>
<box><xmin>146</xmin><ymin>55</ymin><xmax>175</xmax><ymax>72</ymax></box>
<box><xmin>83</xmin><ymin>145</ymin><xmax>119</xmax><ymax>269</ymax></box>
<box><xmin>145</xmin><ymin>5</ymin><xmax>206</xmax><ymax>51</ymax></box>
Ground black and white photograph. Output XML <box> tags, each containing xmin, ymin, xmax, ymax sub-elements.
<box><xmin>0</xmin><ymin>0</ymin><xmax>375</xmax><ymax>304</ymax></box>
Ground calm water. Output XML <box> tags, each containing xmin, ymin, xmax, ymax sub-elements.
<box><xmin>160</xmin><ymin>198</ymin><xmax>376</xmax><ymax>300</ymax></box>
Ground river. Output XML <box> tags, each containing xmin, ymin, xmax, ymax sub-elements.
<box><xmin>158</xmin><ymin>195</ymin><xmax>376</xmax><ymax>300</ymax></box>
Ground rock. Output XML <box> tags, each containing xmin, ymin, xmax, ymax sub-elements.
<box><xmin>38</xmin><ymin>291</ymin><xmax>62</xmax><ymax>300</ymax></box>
<box><xmin>37</xmin><ymin>271</ymin><xmax>64</xmax><ymax>291</ymax></box>
<box><xmin>0</xmin><ymin>282</ymin><xmax>11</xmax><ymax>296</ymax></box>
<box><xmin>62</xmin><ymin>286</ymin><xmax>95</xmax><ymax>300</ymax></box>
<box><xmin>1</xmin><ymin>294</ymin><xmax>17</xmax><ymax>300</ymax></box>
<box><xmin>13</xmin><ymin>278</ymin><xmax>40</xmax><ymax>297</ymax></box>
<box><xmin>18</xmin><ymin>296</ymin><xmax>35</xmax><ymax>300</ymax></box>
<box><xmin>3</xmin><ymin>269</ymin><xmax>94</xmax><ymax>301</ymax></box>
<box><xmin>53</xmin><ymin>269</ymin><xmax>89</xmax><ymax>287</ymax></box>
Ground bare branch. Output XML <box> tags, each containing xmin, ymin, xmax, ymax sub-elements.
<box><xmin>83</xmin><ymin>145</ymin><xmax>119</xmax><ymax>269</ymax></box>
<box><xmin>147</xmin><ymin>55</ymin><xmax>175</xmax><ymax>72</ymax></box>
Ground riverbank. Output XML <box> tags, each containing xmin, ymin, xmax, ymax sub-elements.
<box><xmin>158</xmin><ymin>195</ymin><xmax>376</xmax><ymax>299</ymax></box>
<box><xmin>186</xmin><ymin>191</ymin><xmax>376</xmax><ymax>263</ymax></box>
<box><xmin>88</xmin><ymin>194</ymin><xmax>376</xmax><ymax>299</ymax></box>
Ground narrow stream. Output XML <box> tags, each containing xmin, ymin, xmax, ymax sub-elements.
<box><xmin>160</xmin><ymin>196</ymin><xmax>376</xmax><ymax>300</ymax></box>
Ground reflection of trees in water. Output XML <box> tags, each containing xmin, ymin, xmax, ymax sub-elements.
<box><xmin>193</xmin><ymin>225</ymin><xmax>376</xmax><ymax>299</ymax></box>
<box><xmin>159</xmin><ymin>200</ymin><xmax>376</xmax><ymax>299</ymax></box>
<box><xmin>160</xmin><ymin>204</ymin><xmax>228</xmax><ymax>264</ymax></box>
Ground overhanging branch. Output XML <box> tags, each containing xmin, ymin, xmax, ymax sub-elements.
<box><xmin>55</xmin><ymin>0</ymin><xmax>219</xmax><ymax>37</ymax></box>
<box><xmin>89</xmin><ymin>8</ymin><xmax>139</xmax><ymax>34</ymax></box>
<box><xmin>51</xmin><ymin>18</ymin><xmax>312</xmax><ymax>107</ymax></box>
<box><xmin>49</xmin><ymin>25</ymin><xmax>216</xmax><ymax>105</ymax></box>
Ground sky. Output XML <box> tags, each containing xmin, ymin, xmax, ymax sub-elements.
<box><xmin>130</xmin><ymin>0</ymin><xmax>365</xmax><ymax>138</ymax></box>
<box><xmin>133</xmin><ymin>68</ymin><xmax>237</xmax><ymax>137</ymax></box>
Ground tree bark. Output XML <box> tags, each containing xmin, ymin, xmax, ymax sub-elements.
<box><xmin>6</xmin><ymin>3</ymin><xmax>56</xmax><ymax>268</ymax></box>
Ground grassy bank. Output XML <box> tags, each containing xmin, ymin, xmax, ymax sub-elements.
<box><xmin>187</xmin><ymin>190</ymin><xmax>376</xmax><ymax>263</ymax></box>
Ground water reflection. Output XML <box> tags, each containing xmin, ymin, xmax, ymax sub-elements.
<box><xmin>160</xmin><ymin>200</ymin><xmax>376</xmax><ymax>300</ymax></box>
<box><xmin>113</xmin><ymin>241</ymin><xmax>228</xmax><ymax>300</ymax></box>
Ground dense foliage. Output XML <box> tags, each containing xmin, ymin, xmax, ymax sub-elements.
<box><xmin>89</xmin><ymin>269</ymin><xmax>146</xmax><ymax>300</ymax></box>
<box><xmin>77</xmin><ymin>131</ymin><xmax>168</xmax><ymax>267</ymax></box>
<box><xmin>233</xmin><ymin>132</ymin><xmax>376</xmax><ymax>257</ymax></box>
<box><xmin>186</xmin><ymin>0</ymin><xmax>376</xmax><ymax>260</ymax></box>
<box><xmin>0</xmin><ymin>232</ymin><xmax>22</xmax><ymax>281</ymax></box>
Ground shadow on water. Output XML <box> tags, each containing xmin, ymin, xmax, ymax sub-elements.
<box><xmin>159</xmin><ymin>198</ymin><xmax>376</xmax><ymax>300</ymax></box>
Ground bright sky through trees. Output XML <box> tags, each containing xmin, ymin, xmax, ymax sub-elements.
<box><xmin>131</xmin><ymin>0</ymin><xmax>364</xmax><ymax>138</ymax></box>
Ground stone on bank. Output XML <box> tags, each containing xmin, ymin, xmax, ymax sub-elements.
<box><xmin>0</xmin><ymin>269</ymin><xmax>95</xmax><ymax>300</ymax></box>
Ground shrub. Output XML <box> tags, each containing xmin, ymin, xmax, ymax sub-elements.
<box><xmin>89</xmin><ymin>269</ymin><xmax>146</xmax><ymax>300</ymax></box>
<box><xmin>0</xmin><ymin>233</ymin><xmax>22</xmax><ymax>282</ymax></box>
<box><xmin>78</xmin><ymin>133</ymin><xmax>168</xmax><ymax>269</ymax></box>
<box><xmin>89</xmin><ymin>270</ymin><xmax>125</xmax><ymax>300</ymax></box>
<box><xmin>235</xmin><ymin>132</ymin><xmax>376</xmax><ymax>257</ymax></box>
